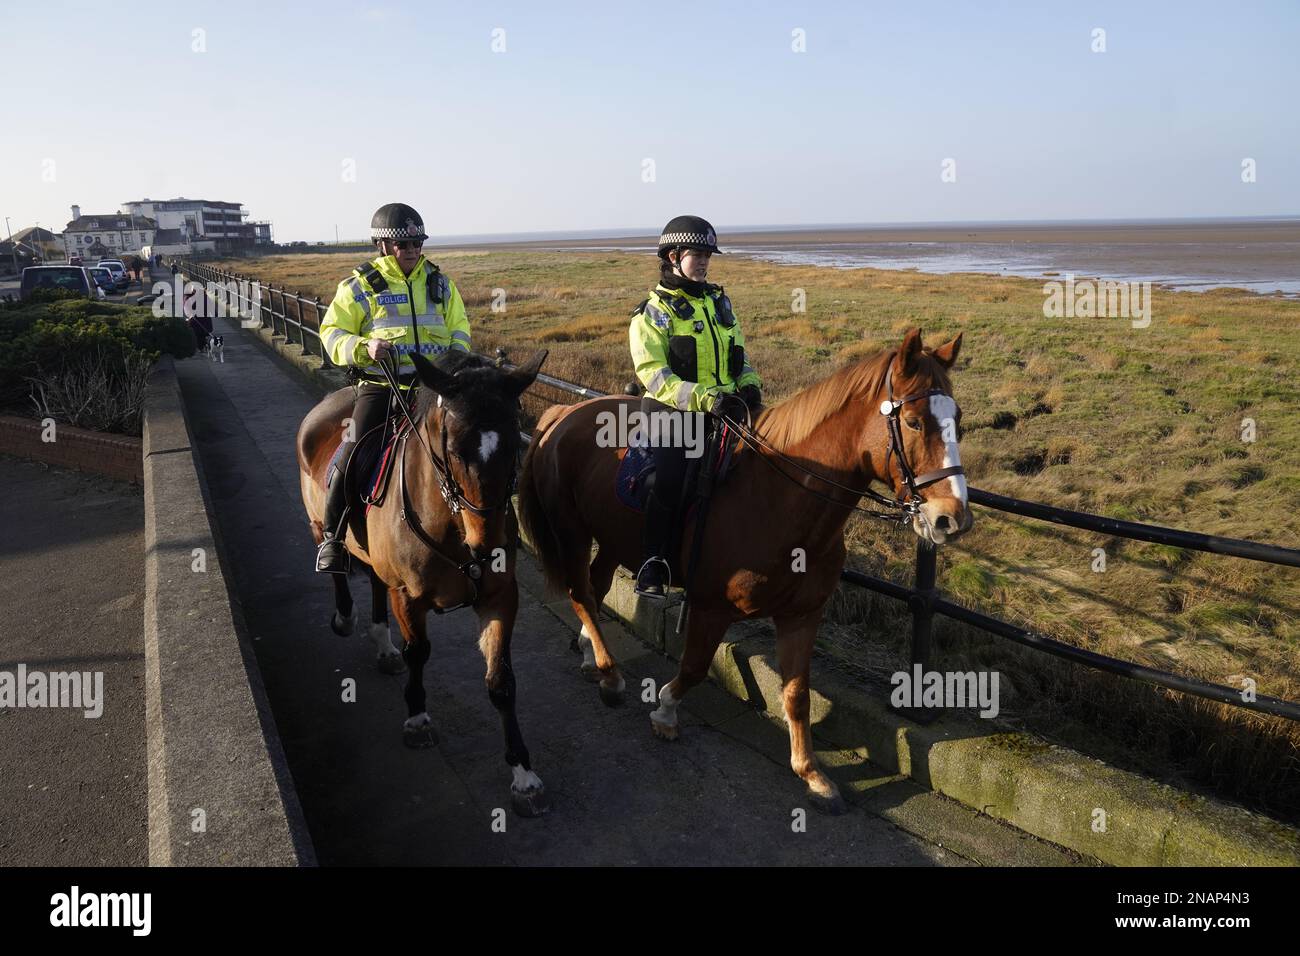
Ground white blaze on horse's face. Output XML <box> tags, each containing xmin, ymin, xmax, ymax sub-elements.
<box><xmin>478</xmin><ymin>430</ymin><xmax>500</xmax><ymax>464</ymax></box>
<box><xmin>929</xmin><ymin>394</ymin><xmax>968</xmax><ymax>505</ymax></box>
<box><xmin>912</xmin><ymin>392</ymin><xmax>972</xmax><ymax>545</ymax></box>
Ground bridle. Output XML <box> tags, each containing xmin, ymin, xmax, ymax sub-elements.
<box><xmin>377</xmin><ymin>356</ymin><xmax>517</xmax><ymax>611</ymax></box>
<box><xmin>721</xmin><ymin>364</ymin><xmax>965</xmax><ymax>525</ymax></box>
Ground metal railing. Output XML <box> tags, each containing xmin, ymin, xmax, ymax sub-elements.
<box><xmin>177</xmin><ymin>259</ymin><xmax>1300</xmax><ymax>723</ymax></box>
<box><xmin>175</xmin><ymin>259</ymin><xmax>332</xmax><ymax>364</ymax></box>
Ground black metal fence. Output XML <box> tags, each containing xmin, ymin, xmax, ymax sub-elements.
<box><xmin>176</xmin><ymin>259</ymin><xmax>1300</xmax><ymax>723</ymax></box>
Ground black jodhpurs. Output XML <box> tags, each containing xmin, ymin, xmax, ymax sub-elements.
<box><xmin>334</xmin><ymin>382</ymin><xmax>394</xmax><ymax>485</ymax></box>
<box><xmin>640</xmin><ymin>395</ymin><xmax>710</xmax><ymax>512</ymax></box>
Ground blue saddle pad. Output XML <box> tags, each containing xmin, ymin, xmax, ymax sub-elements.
<box><xmin>615</xmin><ymin>444</ymin><xmax>655</xmax><ymax>512</ymax></box>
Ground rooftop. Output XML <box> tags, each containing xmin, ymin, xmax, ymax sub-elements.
<box><xmin>66</xmin><ymin>214</ymin><xmax>158</xmax><ymax>231</ymax></box>
<box><xmin>122</xmin><ymin>197</ymin><xmax>244</xmax><ymax>208</ymax></box>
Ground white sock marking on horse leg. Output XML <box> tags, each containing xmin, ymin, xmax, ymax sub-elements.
<box><xmin>478</xmin><ymin>430</ymin><xmax>499</xmax><ymax>463</ymax></box>
<box><xmin>930</xmin><ymin>394</ymin><xmax>968</xmax><ymax>505</ymax></box>
<box><xmin>403</xmin><ymin>712</ymin><xmax>431</xmax><ymax>730</ymax></box>
<box><xmin>511</xmin><ymin>765</ymin><xmax>543</xmax><ymax>793</ymax></box>
<box><xmin>578</xmin><ymin>625</ymin><xmax>597</xmax><ymax>669</ymax></box>
<box><xmin>651</xmin><ymin>682</ymin><xmax>680</xmax><ymax>728</ymax></box>
<box><xmin>369</xmin><ymin>622</ymin><xmax>398</xmax><ymax>658</ymax></box>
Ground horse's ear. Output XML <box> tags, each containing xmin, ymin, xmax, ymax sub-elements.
<box><xmin>933</xmin><ymin>332</ymin><xmax>962</xmax><ymax>369</ymax></box>
<box><xmin>411</xmin><ymin>352</ymin><xmax>458</xmax><ymax>395</ymax></box>
<box><xmin>896</xmin><ymin>327</ymin><xmax>924</xmax><ymax>375</ymax></box>
<box><xmin>505</xmin><ymin>349</ymin><xmax>548</xmax><ymax>398</ymax></box>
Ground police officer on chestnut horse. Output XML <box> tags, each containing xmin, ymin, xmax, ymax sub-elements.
<box><xmin>629</xmin><ymin>215</ymin><xmax>762</xmax><ymax>598</ymax></box>
<box><xmin>314</xmin><ymin>202</ymin><xmax>472</xmax><ymax>573</ymax></box>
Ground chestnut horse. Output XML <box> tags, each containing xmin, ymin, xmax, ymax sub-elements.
<box><xmin>518</xmin><ymin>329</ymin><xmax>970</xmax><ymax>813</ymax></box>
<box><xmin>298</xmin><ymin>351</ymin><xmax>551</xmax><ymax>816</ymax></box>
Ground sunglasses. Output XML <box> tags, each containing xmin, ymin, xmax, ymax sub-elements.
<box><xmin>386</xmin><ymin>239</ymin><xmax>423</xmax><ymax>251</ymax></box>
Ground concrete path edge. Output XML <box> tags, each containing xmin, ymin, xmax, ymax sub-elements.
<box><xmin>143</xmin><ymin>355</ymin><xmax>315</xmax><ymax>866</ymax></box>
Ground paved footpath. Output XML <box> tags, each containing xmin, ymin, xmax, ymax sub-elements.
<box><xmin>0</xmin><ymin>458</ymin><xmax>146</xmax><ymax>865</ymax></box>
<box><xmin>173</xmin><ymin>306</ymin><xmax>1076</xmax><ymax>866</ymax></box>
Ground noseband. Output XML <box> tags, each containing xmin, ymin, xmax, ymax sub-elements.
<box><xmin>879</xmin><ymin>366</ymin><xmax>966</xmax><ymax>511</ymax></box>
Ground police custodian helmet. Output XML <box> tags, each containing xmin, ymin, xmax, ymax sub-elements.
<box><xmin>371</xmin><ymin>203</ymin><xmax>428</xmax><ymax>243</ymax></box>
<box><xmin>657</xmin><ymin>214</ymin><xmax>722</xmax><ymax>258</ymax></box>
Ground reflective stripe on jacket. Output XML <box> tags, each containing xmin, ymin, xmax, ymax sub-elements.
<box><xmin>629</xmin><ymin>283</ymin><xmax>761</xmax><ymax>412</ymax></box>
<box><xmin>319</xmin><ymin>254</ymin><xmax>471</xmax><ymax>386</ymax></box>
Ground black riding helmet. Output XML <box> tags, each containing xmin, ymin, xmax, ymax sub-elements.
<box><xmin>371</xmin><ymin>203</ymin><xmax>428</xmax><ymax>244</ymax></box>
<box><xmin>657</xmin><ymin>214</ymin><xmax>722</xmax><ymax>260</ymax></box>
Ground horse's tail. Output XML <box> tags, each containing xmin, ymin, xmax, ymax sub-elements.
<box><xmin>517</xmin><ymin>405</ymin><xmax>569</xmax><ymax>595</ymax></box>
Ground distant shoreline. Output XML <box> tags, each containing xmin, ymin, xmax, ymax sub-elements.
<box><xmin>418</xmin><ymin>218</ymin><xmax>1299</xmax><ymax>295</ymax></box>
<box><xmin>424</xmin><ymin>217</ymin><xmax>1300</xmax><ymax>251</ymax></box>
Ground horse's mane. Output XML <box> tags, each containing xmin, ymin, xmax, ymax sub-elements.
<box><xmin>412</xmin><ymin>352</ymin><xmax>500</xmax><ymax>423</ymax></box>
<box><xmin>754</xmin><ymin>346</ymin><xmax>951</xmax><ymax>450</ymax></box>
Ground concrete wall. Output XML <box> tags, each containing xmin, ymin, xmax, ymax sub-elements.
<box><xmin>142</xmin><ymin>357</ymin><xmax>314</xmax><ymax>865</ymax></box>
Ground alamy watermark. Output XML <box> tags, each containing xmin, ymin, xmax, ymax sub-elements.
<box><xmin>0</xmin><ymin>664</ymin><xmax>103</xmax><ymax>718</ymax></box>
<box><xmin>1042</xmin><ymin>273</ymin><xmax>1151</xmax><ymax>328</ymax></box>
<box><xmin>50</xmin><ymin>886</ymin><xmax>150</xmax><ymax>936</ymax></box>
<box><xmin>150</xmin><ymin>274</ymin><xmax>261</xmax><ymax>321</ymax></box>
<box><xmin>595</xmin><ymin>403</ymin><xmax>706</xmax><ymax>458</ymax></box>
<box><xmin>890</xmin><ymin>664</ymin><xmax>1000</xmax><ymax>718</ymax></box>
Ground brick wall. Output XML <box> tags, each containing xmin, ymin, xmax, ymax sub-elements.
<box><xmin>0</xmin><ymin>414</ymin><xmax>143</xmax><ymax>483</ymax></box>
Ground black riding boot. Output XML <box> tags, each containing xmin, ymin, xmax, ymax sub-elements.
<box><xmin>634</xmin><ymin>486</ymin><xmax>676</xmax><ymax>599</ymax></box>
<box><xmin>315</xmin><ymin>460</ymin><xmax>351</xmax><ymax>574</ymax></box>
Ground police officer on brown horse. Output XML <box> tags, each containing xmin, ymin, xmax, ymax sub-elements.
<box><xmin>628</xmin><ymin>215</ymin><xmax>762</xmax><ymax>598</ymax></box>
<box><xmin>314</xmin><ymin>202</ymin><xmax>473</xmax><ymax>573</ymax></box>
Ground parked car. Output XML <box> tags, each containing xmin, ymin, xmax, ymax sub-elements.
<box><xmin>88</xmin><ymin>266</ymin><xmax>117</xmax><ymax>293</ymax></box>
<box><xmin>20</xmin><ymin>265</ymin><xmax>106</xmax><ymax>301</ymax></box>
<box><xmin>68</xmin><ymin>255</ymin><xmax>83</xmax><ymax>266</ymax></box>
<box><xmin>96</xmin><ymin>260</ymin><xmax>131</xmax><ymax>291</ymax></box>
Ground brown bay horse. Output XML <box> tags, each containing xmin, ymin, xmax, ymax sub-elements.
<box><xmin>298</xmin><ymin>351</ymin><xmax>551</xmax><ymax>816</ymax></box>
<box><xmin>518</xmin><ymin>329</ymin><xmax>970</xmax><ymax>813</ymax></box>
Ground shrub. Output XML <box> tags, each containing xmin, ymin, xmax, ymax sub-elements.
<box><xmin>28</xmin><ymin>346</ymin><xmax>153</xmax><ymax>436</ymax></box>
<box><xmin>0</xmin><ymin>299</ymin><xmax>193</xmax><ymax>407</ymax></box>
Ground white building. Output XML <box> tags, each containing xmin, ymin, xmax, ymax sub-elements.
<box><xmin>122</xmin><ymin>197</ymin><xmax>272</xmax><ymax>251</ymax></box>
<box><xmin>62</xmin><ymin>205</ymin><xmax>156</xmax><ymax>261</ymax></box>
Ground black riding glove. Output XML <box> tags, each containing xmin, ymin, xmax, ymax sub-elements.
<box><xmin>709</xmin><ymin>390</ymin><xmax>749</xmax><ymax>423</ymax></box>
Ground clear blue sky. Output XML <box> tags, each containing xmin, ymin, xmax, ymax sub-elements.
<box><xmin>2</xmin><ymin>0</ymin><xmax>1296</xmax><ymax>241</ymax></box>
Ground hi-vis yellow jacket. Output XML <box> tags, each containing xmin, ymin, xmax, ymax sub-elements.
<box><xmin>319</xmin><ymin>254</ymin><xmax>471</xmax><ymax>386</ymax></box>
<box><xmin>629</xmin><ymin>283</ymin><xmax>761</xmax><ymax>412</ymax></box>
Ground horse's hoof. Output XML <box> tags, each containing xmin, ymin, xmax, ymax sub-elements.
<box><xmin>511</xmin><ymin>786</ymin><xmax>551</xmax><ymax>818</ymax></box>
<box><xmin>580</xmin><ymin>661</ymin><xmax>601</xmax><ymax>683</ymax></box>
<box><xmin>402</xmin><ymin>723</ymin><xmax>438</xmax><ymax>749</ymax></box>
<box><xmin>598</xmin><ymin>680</ymin><xmax>626</xmax><ymax>708</ymax></box>
<box><xmin>330</xmin><ymin>610</ymin><xmax>357</xmax><ymax>636</ymax></box>
<box><xmin>807</xmin><ymin>787</ymin><xmax>847</xmax><ymax>816</ymax></box>
<box><xmin>376</xmin><ymin>652</ymin><xmax>405</xmax><ymax>675</ymax></box>
<box><xmin>650</xmin><ymin>716</ymin><xmax>679</xmax><ymax>741</ymax></box>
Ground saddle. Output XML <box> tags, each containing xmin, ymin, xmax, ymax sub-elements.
<box><xmin>324</xmin><ymin>410</ymin><xmax>413</xmax><ymax>549</ymax></box>
<box><xmin>614</xmin><ymin>416</ymin><xmax>743</xmax><ymax>514</ymax></box>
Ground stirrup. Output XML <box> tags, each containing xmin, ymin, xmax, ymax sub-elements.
<box><xmin>315</xmin><ymin>535</ymin><xmax>350</xmax><ymax>575</ymax></box>
<box><xmin>634</xmin><ymin>556</ymin><xmax>671</xmax><ymax>599</ymax></box>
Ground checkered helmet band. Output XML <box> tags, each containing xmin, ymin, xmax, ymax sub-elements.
<box><xmin>371</xmin><ymin>220</ymin><xmax>426</xmax><ymax>240</ymax></box>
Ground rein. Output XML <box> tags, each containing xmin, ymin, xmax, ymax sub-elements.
<box><xmin>719</xmin><ymin>366</ymin><xmax>964</xmax><ymax>525</ymax></box>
